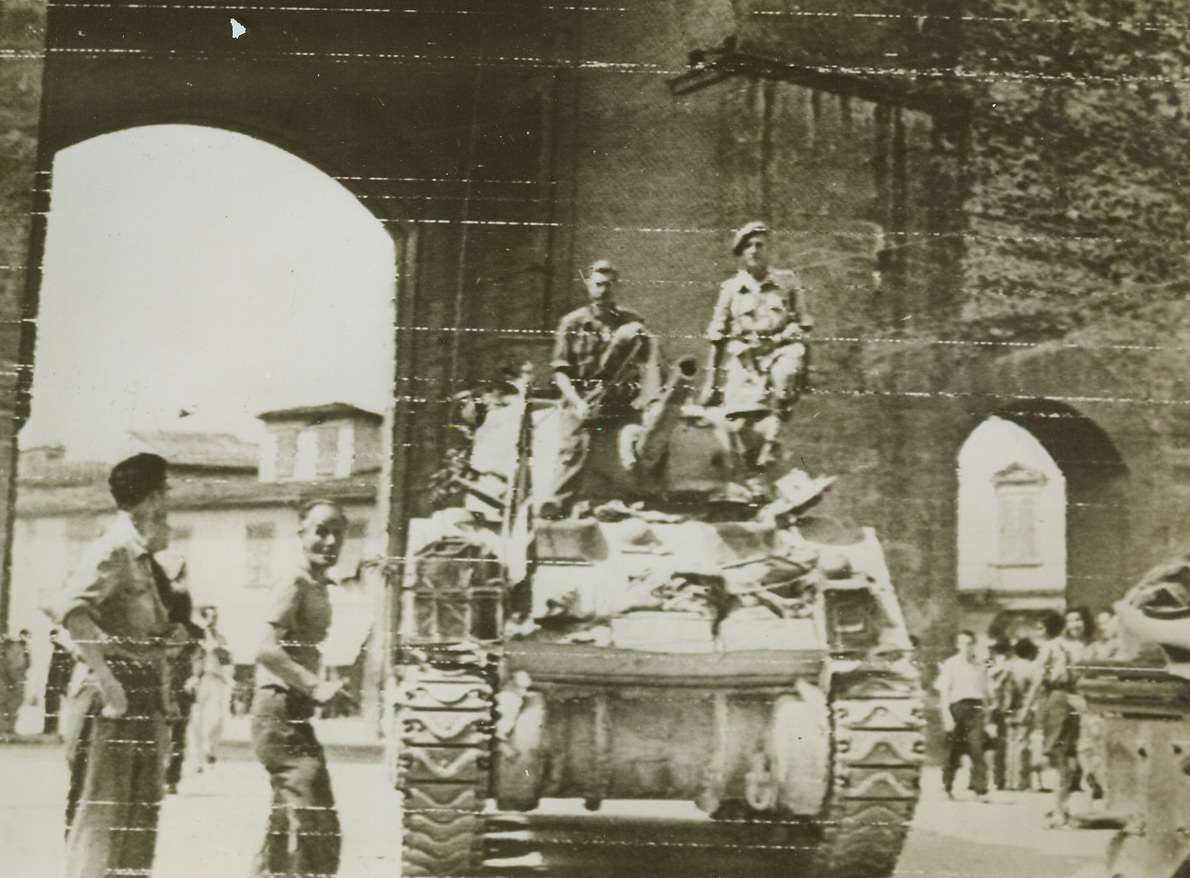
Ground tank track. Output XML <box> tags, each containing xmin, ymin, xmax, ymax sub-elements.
<box><xmin>813</xmin><ymin>689</ymin><xmax>925</xmax><ymax>878</ymax></box>
<box><xmin>396</xmin><ymin>660</ymin><xmax>495</xmax><ymax>878</ymax></box>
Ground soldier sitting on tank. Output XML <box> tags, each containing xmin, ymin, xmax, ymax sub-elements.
<box><xmin>540</xmin><ymin>259</ymin><xmax>653</xmax><ymax>520</ymax></box>
<box><xmin>699</xmin><ymin>222</ymin><xmax>813</xmax><ymax>480</ymax></box>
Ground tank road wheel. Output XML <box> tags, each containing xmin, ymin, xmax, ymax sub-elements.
<box><xmin>813</xmin><ymin>680</ymin><xmax>925</xmax><ymax>878</ymax></box>
<box><xmin>397</xmin><ymin>663</ymin><xmax>495</xmax><ymax>878</ymax></box>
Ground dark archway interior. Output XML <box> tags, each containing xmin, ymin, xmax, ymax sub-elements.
<box><xmin>994</xmin><ymin>398</ymin><xmax>1127</xmax><ymax>486</ymax></box>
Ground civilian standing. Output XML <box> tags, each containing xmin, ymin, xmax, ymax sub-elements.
<box><xmin>935</xmin><ymin>630</ymin><xmax>991</xmax><ymax>802</ymax></box>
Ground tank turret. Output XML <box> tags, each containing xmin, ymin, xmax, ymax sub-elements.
<box><xmin>622</xmin><ymin>356</ymin><xmax>699</xmax><ymax>474</ymax></box>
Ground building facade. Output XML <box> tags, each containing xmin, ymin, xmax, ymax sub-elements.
<box><xmin>10</xmin><ymin>404</ymin><xmax>386</xmax><ymax>710</ymax></box>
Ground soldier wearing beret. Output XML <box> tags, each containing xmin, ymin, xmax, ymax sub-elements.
<box><xmin>701</xmin><ymin>223</ymin><xmax>813</xmax><ymax>475</ymax></box>
<box><xmin>44</xmin><ymin>452</ymin><xmax>174</xmax><ymax>878</ymax></box>
<box><xmin>541</xmin><ymin>259</ymin><xmax>654</xmax><ymax>518</ymax></box>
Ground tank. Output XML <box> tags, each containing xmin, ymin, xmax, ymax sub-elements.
<box><xmin>390</xmin><ymin>360</ymin><xmax>925</xmax><ymax>877</ymax></box>
<box><xmin>1076</xmin><ymin>556</ymin><xmax>1190</xmax><ymax>878</ymax></box>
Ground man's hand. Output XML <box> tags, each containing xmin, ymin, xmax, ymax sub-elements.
<box><xmin>97</xmin><ymin>673</ymin><xmax>128</xmax><ymax>719</ymax></box>
<box><xmin>311</xmin><ymin>678</ymin><xmax>346</xmax><ymax>705</ymax></box>
<box><xmin>555</xmin><ymin>371</ymin><xmax>590</xmax><ymax>422</ymax></box>
<box><xmin>699</xmin><ymin>382</ymin><xmax>723</xmax><ymax>408</ymax></box>
<box><xmin>941</xmin><ymin>707</ymin><xmax>955</xmax><ymax>734</ymax></box>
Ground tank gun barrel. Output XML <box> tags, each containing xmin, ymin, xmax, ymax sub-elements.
<box><xmin>451</xmin><ymin>475</ymin><xmax>506</xmax><ymax>510</ymax></box>
<box><xmin>631</xmin><ymin>357</ymin><xmax>699</xmax><ymax>473</ymax></box>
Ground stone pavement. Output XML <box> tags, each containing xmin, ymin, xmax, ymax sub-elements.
<box><xmin>0</xmin><ymin>730</ymin><xmax>398</xmax><ymax>878</ymax></box>
<box><xmin>0</xmin><ymin>729</ymin><xmax>1113</xmax><ymax>878</ymax></box>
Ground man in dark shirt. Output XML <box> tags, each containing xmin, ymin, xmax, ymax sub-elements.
<box><xmin>541</xmin><ymin>259</ymin><xmax>652</xmax><ymax>518</ymax></box>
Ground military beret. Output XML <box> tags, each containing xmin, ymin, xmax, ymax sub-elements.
<box><xmin>732</xmin><ymin>221</ymin><xmax>769</xmax><ymax>256</ymax></box>
<box><xmin>109</xmin><ymin>452</ymin><xmax>168</xmax><ymax>509</ymax></box>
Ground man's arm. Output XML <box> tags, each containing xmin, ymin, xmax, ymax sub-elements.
<box><xmin>255</xmin><ymin>579</ymin><xmax>342</xmax><ymax>704</ymax></box>
<box><xmin>775</xmin><ymin>274</ymin><xmax>813</xmax><ymax>343</ymax></box>
<box><xmin>255</xmin><ymin>624</ymin><xmax>342</xmax><ymax>704</ymax></box>
<box><xmin>62</xmin><ymin>611</ymin><xmax>127</xmax><ymax>718</ymax></box>
<box><xmin>1019</xmin><ymin>643</ymin><xmax>1052</xmax><ymax>720</ymax></box>
<box><xmin>256</xmin><ymin>623</ymin><xmax>317</xmax><ymax>696</ymax></box>
<box><xmin>50</xmin><ymin>544</ymin><xmax>130</xmax><ymax>718</ymax></box>
<box><xmin>700</xmin><ymin>284</ymin><xmax>732</xmax><ymax>407</ymax></box>
<box><xmin>554</xmin><ymin>371</ymin><xmax>589</xmax><ymax>420</ymax></box>
<box><xmin>699</xmin><ymin>341</ymin><xmax>725</xmax><ymax>407</ymax></box>
<box><xmin>550</xmin><ymin>312</ymin><xmax>593</xmax><ymax>418</ymax></box>
<box><xmin>935</xmin><ymin>659</ymin><xmax>955</xmax><ymax>732</ymax></box>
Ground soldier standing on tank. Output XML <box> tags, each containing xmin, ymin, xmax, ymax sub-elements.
<box><xmin>699</xmin><ymin>222</ymin><xmax>813</xmax><ymax>482</ymax></box>
<box><xmin>540</xmin><ymin>259</ymin><xmax>653</xmax><ymax>520</ymax></box>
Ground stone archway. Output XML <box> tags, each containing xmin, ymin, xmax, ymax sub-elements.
<box><xmin>957</xmin><ymin>398</ymin><xmax>1128</xmax><ymax>621</ymax></box>
<box><xmin>8</xmin><ymin>123</ymin><xmax>402</xmax><ymax>715</ymax></box>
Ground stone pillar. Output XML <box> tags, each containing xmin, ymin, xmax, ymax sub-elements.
<box><xmin>0</xmin><ymin>0</ymin><xmax>47</xmax><ymax>633</ymax></box>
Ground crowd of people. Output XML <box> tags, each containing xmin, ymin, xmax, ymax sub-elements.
<box><xmin>935</xmin><ymin>606</ymin><xmax>1121</xmax><ymax>829</ymax></box>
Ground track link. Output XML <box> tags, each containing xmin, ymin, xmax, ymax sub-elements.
<box><xmin>813</xmin><ymin>693</ymin><xmax>925</xmax><ymax>878</ymax></box>
<box><xmin>397</xmin><ymin>662</ymin><xmax>495</xmax><ymax>877</ymax></box>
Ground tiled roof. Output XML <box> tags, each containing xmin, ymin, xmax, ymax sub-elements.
<box><xmin>257</xmin><ymin>402</ymin><xmax>383</xmax><ymax>426</ymax></box>
<box><xmin>18</xmin><ymin>456</ymin><xmax>109</xmax><ymax>487</ymax></box>
<box><xmin>16</xmin><ymin>471</ymin><xmax>379</xmax><ymax>518</ymax></box>
<box><xmin>129</xmin><ymin>431</ymin><xmax>258</xmax><ymax>471</ymax></box>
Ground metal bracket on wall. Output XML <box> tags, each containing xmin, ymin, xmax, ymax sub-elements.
<box><xmin>668</xmin><ymin>37</ymin><xmax>971</xmax><ymax>124</ymax></box>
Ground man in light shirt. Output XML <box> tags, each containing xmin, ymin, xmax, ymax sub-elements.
<box><xmin>936</xmin><ymin>629</ymin><xmax>991</xmax><ymax>802</ymax></box>
<box><xmin>43</xmin><ymin>452</ymin><xmax>174</xmax><ymax>878</ymax></box>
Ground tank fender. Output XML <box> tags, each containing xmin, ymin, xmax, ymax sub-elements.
<box><xmin>767</xmin><ymin>680</ymin><xmax>831</xmax><ymax>816</ymax></box>
<box><xmin>494</xmin><ymin>672</ymin><xmax>547</xmax><ymax>812</ymax></box>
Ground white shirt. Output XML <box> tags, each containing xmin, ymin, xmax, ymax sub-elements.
<box><xmin>935</xmin><ymin>653</ymin><xmax>988</xmax><ymax>706</ymax></box>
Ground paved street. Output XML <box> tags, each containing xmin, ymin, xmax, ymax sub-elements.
<box><xmin>0</xmin><ymin>735</ymin><xmax>1112</xmax><ymax>878</ymax></box>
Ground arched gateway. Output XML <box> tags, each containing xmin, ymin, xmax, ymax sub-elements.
<box><xmin>0</xmin><ymin>0</ymin><xmax>1184</xmax><ymax>666</ymax></box>
<box><xmin>957</xmin><ymin>400</ymin><xmax>1129</xmax><ymax>636</ymax></box>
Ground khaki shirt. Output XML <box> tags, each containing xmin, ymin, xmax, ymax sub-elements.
<box><xmin>46</xmin><ymin>510</ymin><xmax>171</xmax><ymax>660</ymax></box>
<box><xmin>551</xmin><ymin>303</ymin><xmax>643</xmax><ymax>388</ymax></box>
<box><xmin>255</xmin><ymin>561</ymin><xmax>333</xmax><ymax>691</ymax></box>
<box><xmin>707</xmin><ymin>269</ymin><xmax>811</xmax><ymax>356</ymax></box>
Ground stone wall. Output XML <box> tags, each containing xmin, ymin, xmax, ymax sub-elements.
<box><xmin>0</xmin><ymin>0</ymin><xmax>46</xmax><ymax>632</ymax></box>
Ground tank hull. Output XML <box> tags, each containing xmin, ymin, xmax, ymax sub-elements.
<box><xmin>1078</xmin><ymin>663</ymin><xmax>1190</xmax><ymax>878</ymax></box>
<box><xmin>392</xmin><ymin>392</ymin><xmax>924</xmax><ymax>876</ymax></box>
